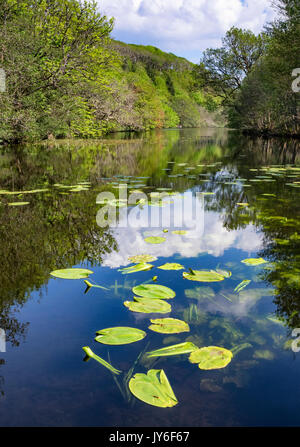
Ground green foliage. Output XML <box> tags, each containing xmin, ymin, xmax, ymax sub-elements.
<box><xmin>0</xmin><ymin>1</ymin><xmax>223</xmax><ymax>143</ymax></box>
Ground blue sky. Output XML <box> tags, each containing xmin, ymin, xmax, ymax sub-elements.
<box><xmin>97</xmin><ymin>0</ymin><xmax>277</xmax><ymax>63</ymax></box>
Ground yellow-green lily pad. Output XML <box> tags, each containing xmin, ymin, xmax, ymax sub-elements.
<box><xmin>158</xmin><ymin>263</ymin><xmax>184</xmax><ymax>271</ymax></box>
<box><xmin>118</xmin><ymin>263</ymin><xmax>153</xmax><ymax>274</ymax></box>
<box><xmin>129</xmin><ymin>369</ymin><xmax>178</xmax><ymax>408</ymax></box>
<box><xmin>95</xmin><ymin>327</ymin><xmax>146</xmax><ymax>345</ymax></box>
<box><xmin>149</xmin><ymin>318</ymin><xmax>190</xmax><ymax>334</ymax></box>
<box><xmin>50</xmin><ymin>268</ymin><xmax>94</xmax><ymax>279</ymax></box>
<box><xmin>146</xmin><ymin>342</ymin><xmax>198</xmax><ymax>358</ymax></box>
<box><xmin>144</xmin><ymin>236</ymin><xmax>166</xmax><ymax>244</ymax></box>
<box><xmin>133</xmin><ymin>284</ymin><xmax>175</xmax><ymax>299</ymax></box>
<box><xmin>189</xmin><ymin>346</ymin><xmax>233</xmax><ymax>370</ymax></box>
<box><xmin>128</xmin><ymin>254</ymin><xmax>158</xmax><ymax>263</ymax></box>
<box><xmin>124</xmin><ymin>297</ymin><xmax>171</xmax><ymax>314</ymax></box>
<box><xmin>183</xmin><ymin>270</ymin><xmax>225</xmax><ymax>282</ymax></box>
<box><xmin>241</xmin><ymin>258</ymin><xmax>267</xmax><ymax>266</ymax></box>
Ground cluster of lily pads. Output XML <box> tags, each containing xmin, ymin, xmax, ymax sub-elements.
<box><xmin>49</xmin><ymin>253</ymin><xmax>267</xmax><ymax>408</ymax></box>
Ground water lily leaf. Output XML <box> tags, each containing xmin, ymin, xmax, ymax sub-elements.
<box><xmin>172</xmin><ymin>230</ymin><xmax>188</xmax><ymax>235</ymax></box>
<box><xmin>158</xmin><ymin>263</ymin><xmax>184</xmax><ymax>271</ymax></box>
<box><xmin>50</xmin><ymin>268</ymin><xmax>93</xmax><ymax>279</ymax></box>
<box><xmin>118</xmin><ymin>263</ymin><xmax>154</xmax><ymax>274</ymax></box>
<box><xmin>149</xmin><ymin>318</ymin><xmax>190</xmax><ymax>334</ymax></box>
<box><xmin>234</xmin><ymin>280</ymin><xmax>251</xmax><ymax>293</ymax></box>
<box><xmin>128</xmin><ymin>254</ymin><xmax>158</xmax><ymax>263</ymax></box>
<box><xmin>146</xmin><ymin>342</ymin><xmax>198</xmax><ymax>358</ymax></box>
<box><xmin>133</xmin><ymin>284</ymin><xmax>175</xmax><ymax>299</ymax></box>
<box><xmin>144</xmin><ymin>236</ymin><xmax>166</xmax><ymax>244</ymax></box>
<box><xmin>84</xmin><ymin>280</ymin><xmax>109</xmax><ymax>293</ymax></box>
<box><xmin>241</xmin><ymin>258</ymin><xmax>267</xmax><ymax>266</ymax></box>
<box><xmin>124</xmin><ymin>297</ymin><xmax>171</xmax><ymax>314</ymax></box>
<box><xmin>95</xmin><ymin>327</ymin><xmax>146</xmax><ymax>345</ymax></box>
<box><xmin>189</xmin><ymin>346</ymin><xmax>233</xmax><ymax>370</ymax></box>
<box><xmin>8</xmin><ymin>202</ymin><xmax>30</xmax><ymax>206</ymax></box>
<box><xmin>82</xmin><ymin>346</ymin><xmax>121</xmax><ymax>375</ymax></box>
<box><xmin>129</xmin><ymin>369</ymin><xmax>178</xmax><ymax>408</ymax></box>
<box><xmin>183</xmin><ymin>270</ymin><xmax>225</xmax><ymax>282</ymax></box>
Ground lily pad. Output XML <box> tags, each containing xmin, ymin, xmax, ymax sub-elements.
<box><xmin>146</xmin><ymin>342</ymin><xmax>198</xmax><ymax>358</ymax></box>
<box><xmin>183</xmin><ymin>270</ymin><xmax>225</xmax><ymax>282</ymax></box>
<box><xmin>158</xmin><ymin>263</ymin><xmax>184</xmax><ymax>271</ymax></box>
<box><xmin>95</xmin><ymin>327</ymin><xmax>146</xmax><ymax>345</ymax></box>
<box><xmin>215</xmin><ymin>268</ymin><xmax>232</xmax><ymax>278</ymax></box>
<box><xmin>144</xmin><ymin>236</ymin><xmax>166</xmax><ymax>244</ymax></box>
<box><xmin>149</xmin><ymin>318</ymin><xmax>190</xmax><ymax>334</ymax></box>
<box><xmin>133</xmin><ymin>284</ymin><xmax>175</xmax><ymax>299</ymax></box>
<box><xmin>8</xmin><ymin>202</ymin><xmax>30</xmax><ymax>206</ymax></box>
<box><xmin>241</xmin><ymin>258</ymin><xmax>267</xmax><ymax>266</ymax></box>
<box><xmin>129</xmin><ymin>369</ymin><xmax>178</xmax><ymax>408</ymax></box>
<box><xmin>118</xmin><ymin>263</ymin><xmax>154</xmax><ymax>274</ymax></box>
<box><xmin>50</xmin><ymin>268</ymin><xmax>93</xmax><ymax>279</ymax></box>
<box><xmin>189</xmin><ymin>346</ymin><xmax>233</xmax><ymax>370</ymax></box>
<box><xmin>128</xmin><ymin>254</ymin><xmax>158</xmax><ymax>263</ymax></box>
<box><xmin>124</xmin><ymin>297</ymin><xmax>171</xmax><ymax>314</ymax></box>
<box><xmin>172</xmin><ymin>230</ymin><xmax>188</xmax><ymax>235</ymax></box>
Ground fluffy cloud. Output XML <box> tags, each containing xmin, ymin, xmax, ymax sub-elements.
<box><xmin>97</xmin><ymin>0</ymin><xmax>276</xmax><ymax>62</ymax></box>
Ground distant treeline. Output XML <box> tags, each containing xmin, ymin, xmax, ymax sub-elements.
<box><xmin>196</xmin><ymin>0</ymin><xmax>300</xmax><ymax>136</ymax></box>
<box><xmin>0</xmin><ymin>0</ymin><xmax>223</xmax><ymax>143</ymax></box>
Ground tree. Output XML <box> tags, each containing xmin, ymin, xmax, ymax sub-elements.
<box><xmin>198</xmin><ymin>27</ymin><xmax>266</xmax><ymax>105</ymax></box>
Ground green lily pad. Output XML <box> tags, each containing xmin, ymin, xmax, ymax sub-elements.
<box><xmin>118</xmin><ymin>263</ymin><xmax>153</xmax><ymax>274</ymax></box>
<box><xmin>8</xmin><ymin>202</ymin><xmax>30</xmax><ymax>206</ymax></box>
<box><xmin>149</xmin><ymin>318</ymin><xmax>190</xmax><ymax>334</ymax></box>
<box><xmin>241</xmin><ymin>258</ymin><xmax>267</xmax><ymax>266</ymax></box>
<box><xmin>129</xmin><ymin>369</ymin><xmax>178</xmax><ymax>408</ymax></box>
<box><xmin>128</xmin><ymin>254</ymin><xmax>158</xmax><ymax>263</ymax></box>
<box><xmin>189</xmin><ymin>346</ymin><xmax>233</xmax><ymax>370</ymax></box>
<box><xmin>133</xmin><ymin>284</ymin><xmax>175</xmax><ymax>299</ymax></box>
<box><xmin>124</xmin><ymin>297</ymin><xmax>171</xmax><ymax>314</ymax></box>
<box><xmin>172</xmin><ymin>230</ymin><xmax>188</xmax><ymax>235</ymax></box>
<box><xmin>95</xmin><ymin>327</ymin><xmax>146</xmax><ymax>345</ymax></box>
<box><xmin>158</xmin><ymin>263</ymin><xmax>184</xmax><ymax>271</ymax></box>
<box><xmin>144</xmin><ymin>236</ymin><xmax>166</xmax><ymax>244</ymax></box>
<box><xmin>146</xmin><ymin>342</ymin><xmax>198</xmax><ymax>358</ymax></box>
<box><xmin>82</xmin><ymin>346</ymin><xmax>121</xmax><ymax>375</ymax></box>
<box><xmin>50</xmin><ymin>268</ymin><xmax>93</xmax><ymax>279</ymax></box>
<box><xmin>183</xmin><ymin>270</ymin><xmax>225</xmax><ymax>282</ymax></box>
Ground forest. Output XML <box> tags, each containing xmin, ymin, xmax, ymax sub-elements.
<box><xmin>0</xmin><ymin>0</ymin><xmax>299</xmax><ymax>143</ymax></box>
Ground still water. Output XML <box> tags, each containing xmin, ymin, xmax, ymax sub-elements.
<box><xmin>0</xmin><ymin>128</ymin><xmax>299</xmax><ymax>426</ymax></box>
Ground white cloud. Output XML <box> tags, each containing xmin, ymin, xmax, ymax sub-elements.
<box><xmin>98</xmin><ymin>0</ymin><xmax>276</xmax><ymax>61</ymax></box>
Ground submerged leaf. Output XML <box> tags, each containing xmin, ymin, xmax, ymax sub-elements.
<box><xmin>215</xmin><ymin>268</ymin><xmax>232</xmax><ymax>278</ymax></box>
<box><xmin>133</xmin><ymin>284</ymin><xmax>175</xmax><ymax>299</ymax></box>
<box><xmin>149</xmin><ymin>318</ymin><xmax>190</xmax><ymax>334</ymax></box>
<box><xmin>157</xmin><ymin>263</ymin><xmax>184</xmax><ymax>271</ymax></box>
<box><xmin>124</xmin><ymin>297</ymin><xmax>171</xmax><ymax>314</ymax></box>
<box><xmin>82</xmin><ymin>346</ymin><xmax>121</xmax><ymax>375</ymax></box>
<box><xmin>241</xmin><ymin>258</ymin><xmax>267</xmax><ymax>266</ymax></box>
<box><xmin>234</xmin><ymin>280</ymin><xmax>251</xmax><ymax>293</ymax></box>
<box><xmin>183</xmin><ymin>270</ymin><xmax>225</xmax><ymax>282</ymax></box>
<box><xmin>50</xmin><ymin>268</ymin><xmax>93</xmax><ymax>279</ymax></box>
<box><xmin>118</xmin><ymin>263</ymin><xmax>153</xmax><ymax>274</ymax></box>
<box><xmin>95</xmin><ymin>327</ymin><xmax>146</xmax><ymax>345</ymax></box>
<box><xmin>129</xmin><ymin>369</ymin><xmax>178</xmax><ymax>408</ymax></box>
<box><xmin>144</xmin><ymin>236</ymin><xmax>166</xmax><ymax>244</ymax></box>
<box><xmin>189</xmin><ymin>346</ymin><xmax>233</xmax><ymax>370</ymax></box>
<box><xmin>146</xmin><ymin>342</ymin><xmax>198</xmax><ymax>358</ymax></box>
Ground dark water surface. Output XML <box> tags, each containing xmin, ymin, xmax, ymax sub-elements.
<box><xmin>0</xmin><ymin>128</ymin><xmax>299</xmax><ymax>426</ymax></box>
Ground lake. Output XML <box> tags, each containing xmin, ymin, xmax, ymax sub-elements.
<box><xmin>0</xmin><ymin>128</ymin><xmax>299</xmax><ymax>427</ymax></box>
